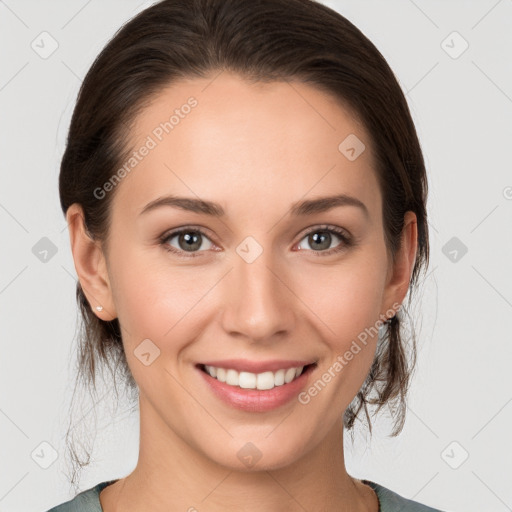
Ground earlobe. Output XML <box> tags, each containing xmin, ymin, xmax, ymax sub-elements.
<box><xmin>66</xmin><ymin>203</ymin><xmax>117</xmax><ymax>321</ymax></box>
<box><xmin>382</xmin><ymin>211</ymin><xmax>418</xmax><ymax>319</ymax></box>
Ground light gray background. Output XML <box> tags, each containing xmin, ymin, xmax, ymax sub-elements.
<box><xmin>1</xmin><ymin>1</ymin><xmax>511</xmax><ymax>511</ymax></box>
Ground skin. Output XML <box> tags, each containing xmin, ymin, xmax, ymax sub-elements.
<box><xmin>67</xmin><ymin>70</ymin><xmax>417</xmax><ymax>511</ymax></box>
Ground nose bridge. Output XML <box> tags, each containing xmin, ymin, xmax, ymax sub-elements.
<box><xmin>221</xmin><ymin>243</ymin><xmax>295</xmax><ymax>341</ymax></box>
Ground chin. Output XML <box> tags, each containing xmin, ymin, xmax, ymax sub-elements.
<box><xmin>201</xmin><ymin>433</ymin><xmax>309</xmax><ymax>473</ymax></box>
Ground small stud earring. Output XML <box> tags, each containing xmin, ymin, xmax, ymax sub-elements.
<box><xmin>95</xmin><ymin>305</ymin><xmax>103</xmax><ymax>312</ymax></box>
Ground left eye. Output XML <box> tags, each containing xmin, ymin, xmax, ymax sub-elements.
<box><xmin>296</xmin><ymin>227</ymin><xmax>349</xmax><ymax>253</ymax></box>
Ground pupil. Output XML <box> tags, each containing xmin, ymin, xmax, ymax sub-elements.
<box><xmin>180</xmin><ymin>231</ymin><xmax>201</xmax><ymax>251</ymax></box>
<box><xmin>310</xmin><ymin>231</ymin><xmax>330</xmax><ymax>250</ymax></box>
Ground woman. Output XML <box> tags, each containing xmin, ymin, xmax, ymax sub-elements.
<box><xmin>46</xmin><ymin>0</ymin><xmax>445</xmax><ymax>510</ymax></box>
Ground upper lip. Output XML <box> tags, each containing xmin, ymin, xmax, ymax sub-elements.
<box><xmin>198</xmin><ymin>359</ymin><xmax>317</xmax><ymax>373</ymax></box>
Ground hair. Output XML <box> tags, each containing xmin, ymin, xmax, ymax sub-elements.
<box><xmin>59</xmin><ymin>0</ymin><xmax>429</xmax><ymax>490</ymax></box>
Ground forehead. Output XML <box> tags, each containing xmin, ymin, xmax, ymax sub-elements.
<box><xmin>112</xmin><ymin>71</ymin><xmax>381</xmax><ymax>220</ymax></box>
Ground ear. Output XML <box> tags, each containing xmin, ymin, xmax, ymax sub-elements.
<box><xmin>381</xmin><ymin>210</ymin><xmax>418</xmax><ymax>319</ymax></box>
<box><xmin>66</xmin><ymin>203</ymin><xmax>117</xmax><ymax>321</ymax></box>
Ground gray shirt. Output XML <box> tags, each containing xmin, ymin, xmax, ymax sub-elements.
<box><xmin>45</xmin><ymin>479</ymin><xmax>448</xmax><ymax>511</ymax></box>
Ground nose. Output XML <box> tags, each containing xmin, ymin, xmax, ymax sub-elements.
<box><xmin>220</xmin><ymin>249</ymin><xmax>296</xmax><ymax>344</ymax></box>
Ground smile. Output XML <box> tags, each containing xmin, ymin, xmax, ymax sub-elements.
<box><xmin>201</xmin><ymin>364</ymin><xmax>308</xmax><ymax>390</ymax></box>
<box><xmin>196</xmin><ymin>359</ymin><xmax>317</xmax><ymax>412</ymax></box>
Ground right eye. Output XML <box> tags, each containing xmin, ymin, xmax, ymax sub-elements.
<box><xmin>160</xmin><ymin>228</ymin><xmax>215</xmax><ymax>258</ymax></box>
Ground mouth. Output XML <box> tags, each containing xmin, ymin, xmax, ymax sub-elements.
<box><xmin>196</xmin><ymin>362</ymin><xmax>317</xmax><ymax>390</ymax></box>
<box><xmin>196</xmin><ymin>359</ymin><xmax>319</xmax><ymax>412</ymax></box>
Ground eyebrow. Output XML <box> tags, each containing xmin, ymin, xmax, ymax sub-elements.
<box><xmin>139</xmin><ymin>193</ymin><xmax>369</xmax><ymax>219</ymax></box>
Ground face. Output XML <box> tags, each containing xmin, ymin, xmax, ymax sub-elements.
<box><xmin>70</xmin><ymin>71</ymin><xmax>416</xmax><ymax>472</ymax></box>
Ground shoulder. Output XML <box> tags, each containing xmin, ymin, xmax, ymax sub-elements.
<box><xmin>363</xmin><ymin>480</ymin><xmax>450</xmax><ymax>512</ymax></box>
<box><xmin>43</xmin><ymin>480</ymin><xmax>116</xmax><ymax>512</ymax></box>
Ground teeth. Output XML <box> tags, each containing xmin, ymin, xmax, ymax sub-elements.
<box><xmin>216</xmin><ymin>367</ymin><xmax>226</xmax><ymax>382</ymax></box>
<box><xmin>285</xmin><ymin>367</ymin><xmax>297</xmax><ymax>383</ymax></box>
<box><xmin>204</xmin><ymin>365</ymin><xmax>306</xmax><ymax>390</ymax></box>
<box><xmin>226</xmin><ymin>369</ymin><xmax>239</xmax><ymax>386</ymax></box>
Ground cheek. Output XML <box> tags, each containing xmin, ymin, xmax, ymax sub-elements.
<box><xmin>109</xmin><ymin>249</ymin><xmax>217</xmax><ymax>348</ymax></box>
<box><xmin>297</xmin><ymin>252</ymin><xmax>388</xmax><ymax>345</ymax></box>
<box><xmin>108</xmin><ymin>259</ymin><xmax>206</xmax><ymax>395</ymax></box>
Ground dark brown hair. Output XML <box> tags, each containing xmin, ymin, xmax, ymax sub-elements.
<box><xmin>60</xmin><ymin>0</ymin><xmax>429</xmax><ymax>489</ymax></box>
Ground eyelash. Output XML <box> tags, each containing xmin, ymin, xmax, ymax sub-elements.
<box><xmin>158</xmin><ymin>224</ymin><xmax>353</xmax><ymax>259</ymax></box>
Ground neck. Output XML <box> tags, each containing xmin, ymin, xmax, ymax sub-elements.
<box><xmin>103</xmin><ymin>394</ymin><xmax>376</xmax><ymax>512</ymax></box>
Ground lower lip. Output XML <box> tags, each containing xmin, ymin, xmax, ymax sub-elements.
<box><xmin>197</xmin><ymin>364</ymin><xmax>316</xmax><ymax>412</ymax></box>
